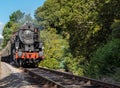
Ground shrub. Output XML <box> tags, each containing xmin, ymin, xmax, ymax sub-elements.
<box><xmin>39</xmin><ymin>58</ymin><xmax>60</xmax><ymax>69</ymax></box>
<box><xmin>87</xmin><ymin>39</ymin><xmax>120</xmax><ymax>78</ymax></box>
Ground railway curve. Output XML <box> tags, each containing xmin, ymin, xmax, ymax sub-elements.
<box><xmin>23</xmin><ymin>67</ymin><xmax>120</xmax><ymax>88</ymax></box>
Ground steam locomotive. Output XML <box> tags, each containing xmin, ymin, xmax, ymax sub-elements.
<box><xmin>1</xmin><ymin>23</ymin><xmax>44</xmax><ymax>67</ymax></box>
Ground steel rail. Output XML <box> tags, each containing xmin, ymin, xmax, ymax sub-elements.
<box><xmin>23</xmin><ymin>68</ymin><xmax>66</xmax><ymax>88</ymax></box>
<box><xmin>38</xmin><ymin>67</ymin><xmax>120</xmax><ymax>88</ymax></box>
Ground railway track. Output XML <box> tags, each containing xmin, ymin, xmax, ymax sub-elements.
<box><xmin>23</xmin><ymin>67</ymin><xmax>120</xmax><ymax>88</ymax></box>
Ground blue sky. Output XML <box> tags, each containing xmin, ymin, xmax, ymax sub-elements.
<box><xmin>0</xmin><ymin>0</ymin><xmax>45</xmax><ymax>34</ymax></box>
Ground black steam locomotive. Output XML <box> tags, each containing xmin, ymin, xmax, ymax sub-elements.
<box><xmin>1</xmin><ymin>23</ymin><xmax>44</xmax><ymax>67</ymax></box>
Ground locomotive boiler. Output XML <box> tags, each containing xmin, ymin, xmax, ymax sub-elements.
<box><xmin>2</xmin><ymin>23</ymin><xmax>44</xmax><ymax>67</ymax></box>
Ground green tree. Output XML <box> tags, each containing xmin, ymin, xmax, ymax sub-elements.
<box><xmin>21</xmin><ymin>14</ymin><xmax>33</xmax><ymax>24</ymax></box>
<box><xmin>9</xmin><ymin>10</ymin><xmax>25</xmax><ymax>23</ymax></box>
<box><xmin>86</xmin><ymin>20</ymin><xmax>120</xmax><ymax>79</ymax></box>
<box><xmin>35</xmin><ymin>0</ymin><xmax>120</xmax><ymax>78</ymax></box>
<box><xmin>39</xmin><ymin>28</ymin><xmax>69</xmax><ymax>69</ymax></box>
<box><xmin>2</xmin><ymin>10</ymin><xmax>25</xmax><ymax>47</ymax></box>
<box><xmin>2</xmin><ymin>28</ymin><xmax>13</xmax><ymax>47</ymax></box>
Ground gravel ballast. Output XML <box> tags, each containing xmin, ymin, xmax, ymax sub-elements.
<box><xmin>0</xmin><ymin>62</ymin><xmax>33</xmax><ymax>88</ymax></box>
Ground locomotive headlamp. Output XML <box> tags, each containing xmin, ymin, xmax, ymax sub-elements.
<box><xmin>18</xmin><ymin>52</ymin><xmax>22</xmax><ymax>58</ymax></box>
<box><xmin>42</xmin><ymin>46</ymin><xmax>44</xmax><ymax>50</ymax></box>
<box><xmin>39</xmin><ymin>51</ymin><xmax>43</xmax><ymax>57</ymax></box>
<box><xmin>16</xmin><ymin>46</ymin><xmax>18</xmax><ymax>50</ymax></box>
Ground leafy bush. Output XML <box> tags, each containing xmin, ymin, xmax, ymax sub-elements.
<box><xmin>86</xmin><ymin>39</ymin><xmax>120</xmax><ymax>78</ymax></box>
<box><xmin>39</xmin><ymin>28</ymin><xmax>70</xmax><ymax>69</ymax></box>
<box><xmin>2</xmin><ymin>28</ymin><xmax>13</xmax><ymax>47</ymax></box>
<box><xmin>111</xmin><ymin>20</ymin><xmax>120</xmax><ymax>39</ymax></box>
<box><xmin>39</xmin><ymin>58</ymin><xmax>59</xmax><ymax>69</ymax></box>
<box><xmin>39</xmin><ymin>28</ymin><xmax>84</xmax><ymax>76</ymax></box>
<box><xmin>111</xmin><ymin>68</ymin><xmax>120</xmax><ymax>81</ymax></box>
<box><xmin>64</xmin><ymin>56</ymin><xmax>84</xmax><ymax>76</ymax></box>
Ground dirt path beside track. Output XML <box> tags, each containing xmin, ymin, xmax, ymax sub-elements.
<box><xmin>0</xmin><ymin>62</ymin><xmax>34</xmax><ymax>88</ymax></box>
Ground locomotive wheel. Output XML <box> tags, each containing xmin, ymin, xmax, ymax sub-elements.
<box><xmin>13</xmin><ymin>54</ymin><xmax>18</xmax><ymax>67</ymax></box>
<box><xmin>15</xmin><ymin>59</ymin><xmax>23</xmax><ymax>67</ymax></box>
<box><xmin>34</xmin><ymin>64</ymin><xmax>38</xmax><ymax>67</ymax></box>
<box><xmin>12</xmin><ymin>54</ymin><xmax>20</xmax><ymax>67</ymax></box>
<box><xmin>15</xmin><ymin>60</ymin><xmax>20</xmax><ymax>67</ymax></box>
<box><xmin>34</xmin><ymin>62</ymin><xmax>39</xmax><ymax>67</ymax></box>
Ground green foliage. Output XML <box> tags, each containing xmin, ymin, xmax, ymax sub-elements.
<box><xmin>66</xmin><ymin>57</ymin><xmax>84</xmax><ymax>76</ymax></box>
<box><xmin>2</xmin><ymin>28</ymin><xmax>13</xmax><ymax>47</ymax></box>
<box><xmin>40</xmin><ymin>58</ymin><xmax>59</xmax><ymax>69</ymax></box>
<box><xmin>35</xmin><ymin>0</ymin><xmax>120</xmax><ymax>80</ymax></box>
<box><xmin>2</xmin><ymin>21</ymin><xmax>20</xmax><ymax>47</ymax></box>
<box><xmin>85</xmin><ymin>17</ymin><xmax>120</xmax><ymax>80</ymax></box>
<box><xmin>39</xmin><ymin>28</ymin><xmax>84</xmax><ymax>75</ymax></box>
<box><xmin>58</xmin><ymin>53</ymin><xmax>84</xmax><ymax>75</ymax></box>
<box><xmin>98</xmin><ymin>0</ymin><xmax>120</xmax><ymax>29</ymax></box>
<box><xmin>111</xmin><ymin>68</ymin><xmax>120</xmax><ymax>81</ymax></box>
<box><xmin>111</xmin><ymin>20</ymin><xmax>120</xmax><ymax>39</ymax></box>
<box><xmin>21</xmin><ymin>14</ymin><xmax>33</xmax><ymax>24</ymax></box>
<box><xmin>40</xmin><ymin>28</ymin><xmax>64</xmax><ymax>60</ymax></box>
<box><xmin>39</xmin><ymin>28</ymin><xmax>70</xmax><ymax>69</ymax></box>
<box><xmin>35</xmin><ymin>0</ymin><xmax>108</xmax><ymax>60</ymax></box>
<box><xmin>87</xmin><ymin>39</ymin><xmax>120</xmax><ymax>78</ymax></box>
<box><xmin>9</xmin><ymin>10</ymin><xmax>25</xmax><ymax>23</ymax></box>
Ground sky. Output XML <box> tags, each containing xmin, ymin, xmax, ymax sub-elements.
<box><xmin>0</xmin><ymin>0</ymin><xmax>45</xmax><ymax>35</ymax></box>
